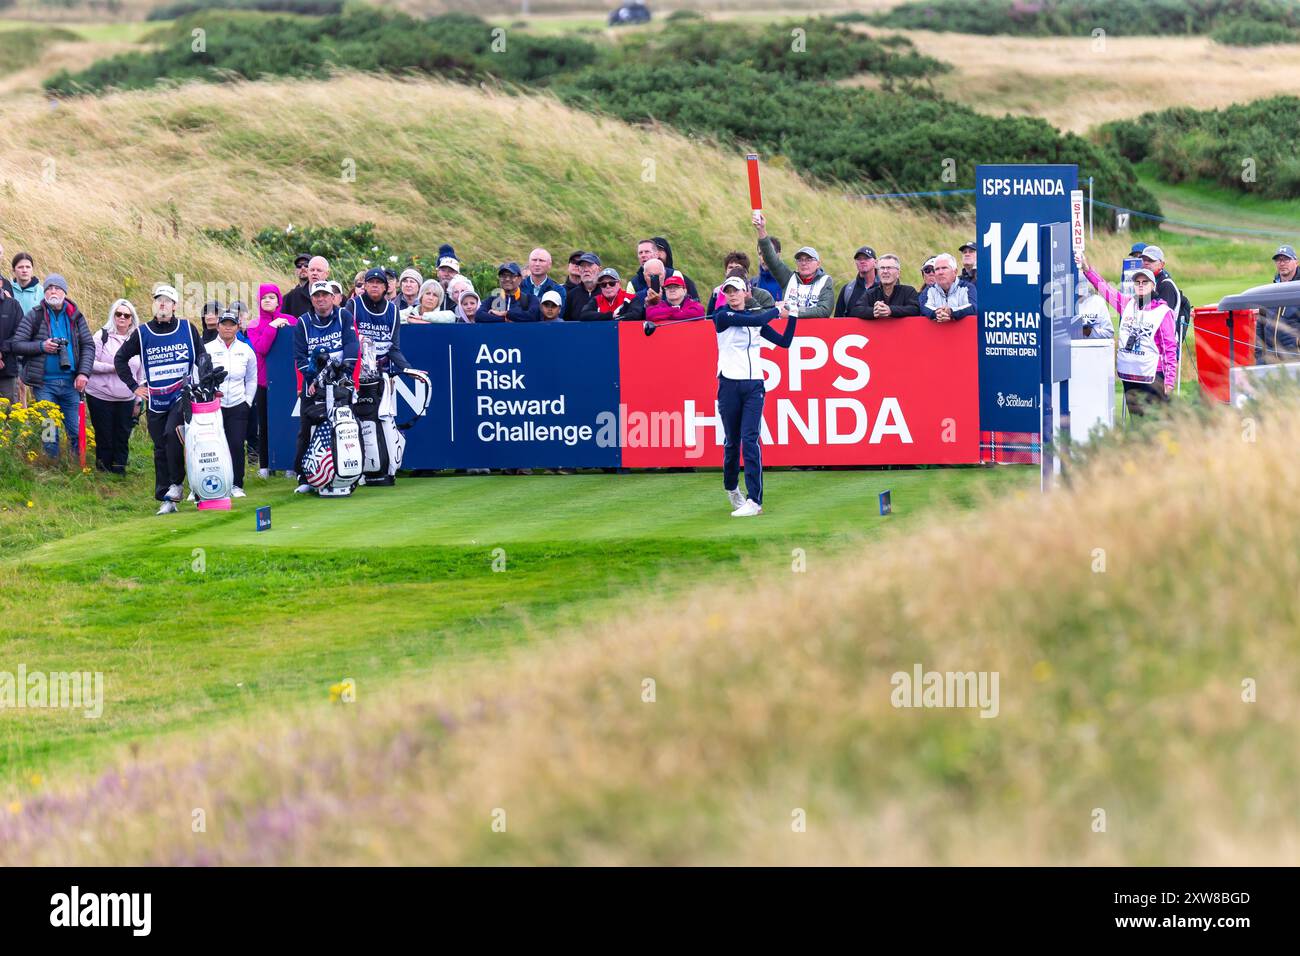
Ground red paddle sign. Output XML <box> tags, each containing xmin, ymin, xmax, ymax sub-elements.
<box><xmin>746</xmin><ymin>153</ymin><xmax>763</xmax><ymax>213</ymax></box>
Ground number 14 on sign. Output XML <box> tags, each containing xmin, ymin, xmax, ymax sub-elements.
<box><xmin>983</xmin><ymin>222</ymin><xmax>1040</xmax><ymax>285</ymax></box>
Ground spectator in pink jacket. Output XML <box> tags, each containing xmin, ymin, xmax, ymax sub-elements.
<box><xmin>1078</xmin><ymin>252</ymin><xmax>1176</xmax><ymax>416</ymax></box>
<box><xmin>86</xmin><ymin>298</ymin><xmax>142</xmax><ymax>475</ymax></box>
<box><xmin>247</xmin><ymin>283</ymin><xmax>297</xmax><ymax>477</ymax></box>
<box><xmin>646</xmin><ymin>274</ymin><xmax>705</xmax><ymax>324</ymax></box>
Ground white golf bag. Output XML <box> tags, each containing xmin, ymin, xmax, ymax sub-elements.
<box><xmin>354</xmin><ymin>337</ymin><xmax>430</xmax><ymax>486</ymax></box>
<box><xmin>183</xmin><ymin>398</ymin><xmax>234</xmax><ymax>510</ymax></box>
<box><xmin>301</xmin><ymin>358</ymin><xmax>364</xmax><ymax>497</ymax></box>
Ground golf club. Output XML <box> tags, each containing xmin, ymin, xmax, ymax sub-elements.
<box><xmin>643</xmin><ymin>314</ymin><xmax>713</xmax><ymax>337</ymax></box>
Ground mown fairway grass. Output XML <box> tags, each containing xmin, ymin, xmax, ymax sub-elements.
<box><xmin>1</xmin><ymin>460</ymin><xmax>1031</xmax><ymax>788</ymax></box>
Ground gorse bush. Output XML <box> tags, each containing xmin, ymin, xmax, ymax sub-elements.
<box><xmin>45</xmin><ymin>10</ymin><xmax>600</xmax><ymax>95</ymax></box>
<box><xmin>879</xmin><ymin>0</ymin><xmax>1300</xmax><ymax>36</ymax></box>
<box><xmin>0</xmin><ymin>27</ymin><xmax>80</xmax><ymax>77</ymax></box>
<box><xmin>1099</xmin><ymin>96</ymin><xmax>1300</xmax><ymax>198</ymax></box>
<box><xmin>1210</xmin><ymin>17</ymin><xmax>1300</xmax><ymax>43</ymax></box>
<box><xmin>555</xmin><ymin>63</ymin><xmax>1158</xmax><ymax>216</ymax></box>
<box><xmin>613</xmin><ymin>17</ymin><xmax>948</xmax><ymax>81</ymax></box>
<box><xmin>146</xmin><ymin>0</ymin><xmax>342</xmax><ymax>19</ymax></box>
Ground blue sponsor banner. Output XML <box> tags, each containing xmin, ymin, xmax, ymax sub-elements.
<box><xmin>976</xmin><ymin>163</ymin><xmax>1077</xmax><ymax>432</ymax></box>
<box><xmin>267</xmin><ymin>323</ymin><xmax>621</xmax><ymax>470</ymax></box>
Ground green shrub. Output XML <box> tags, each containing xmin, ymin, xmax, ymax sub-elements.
<box><xmin>1099</xmin><ymin>95</ymin><xmax>1300</xmax><ymax>198</ymax></box>
<box><xmin>556</xmin><ymin>62</ymin><xmax>1158</xmax><ymax>218</ymax></box>
<box><xmin>879</xmin><ymin>0</ymin><xmax>1300</xmax><ymax>37</ymax></box>
<box><xmin>615</xmin><ymin>17</ymin><xmax>947</xmax><ymax>81</ymax></box>
<box><xmin>46</xmin><ymin>10</ymin><xmax>599</xmax><ymax>95</ymax></box>
<box><xmin>0</xmin><ymin>27</ymin><xmax>79</xmax><ymax>78</ymax></box>
<box><xmin>1210</xmin><ymin>17</ymin><xmax>1299</xmax><ymax>44</ymax></box>
<box><xmin>665</xmin><ymin>9</ymin><xmax>702</xmax><ymax>20</ymax></box>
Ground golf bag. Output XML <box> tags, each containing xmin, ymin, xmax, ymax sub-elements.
<box><xmin>354</xmin><ymin>336</ymin><xmax>431</xmax><ymax>486</ymax></box>
<box><xmin>301</xmin><ymin>353</ymin><xmax>364</xmax><ymax>497</ymax></box>
<box><xmin>180</xmin><ymin>353</ymin><xmax>234</xmax><ymax>510</ymax></box>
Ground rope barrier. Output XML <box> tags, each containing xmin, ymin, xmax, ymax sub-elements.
<box><xmin>848</xmin><ymin>187</ymin><xmax>1295</xmax><ymax>242</ymax></box>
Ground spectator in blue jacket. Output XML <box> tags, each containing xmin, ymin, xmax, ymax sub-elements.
<box><xmin>523</xmin><ymin>248</ymin><xmax>566</xmax><ymax>312</ymax></box>
<box><xmin>754</xmin><ymin>236</ymin><xmax>784</xmax><ymax>303</ymax></box>
<box><xmin>12</xmin><ymin>274</ymin><xmax>94</xmax><ymax>459</ymax></box>
<box><xmin>919</xmin><ymin>254</ymin><xmax>977</xmax><ymax>322</ymax></box>
<box><xmin>479</xmin><ymin>262</ymin><xmax>540</xmax><ymax>323</ymax></box>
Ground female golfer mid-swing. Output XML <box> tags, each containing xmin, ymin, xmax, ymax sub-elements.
<box><xmin>713</xmin><ymin>275</ymin><xmax>797</xmax><ymax>517</ymax></box>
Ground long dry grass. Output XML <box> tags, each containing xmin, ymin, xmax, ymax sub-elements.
<box><xmin>2</xmin><ymin>399</ymin><xmax>1297</xmax><ymax>865</ymax></box>
<box><xmin>0</xmin><ymin>72</ymin><xmax>1019</xmax><ymax>313</ymax></box>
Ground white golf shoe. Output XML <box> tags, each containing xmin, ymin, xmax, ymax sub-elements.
<box><xmin>231</xmin><ymin>487</ymin><xmax>246</xmax><ymax>498</ymax></box>
<box><xmin>731</xmin><ymin>499</ymin><xmax>763</xmax><ymax>517</ymax></box>
<box><xmin>727</xmin><ymin>488</ymin><xmax>746</xmax><ymax>510</ymax></box>
<box><xmin>293</xmin><ymin>483</ymin><xmax>314</xmax><ymax>494</ymax></box>
<box><xmin>156</xmin><ymin>500</ymin><xmax>178</xmax><ymax>515</ymax></box>
<box><xmin>165</xmin><ymin>483</ymin><xmax>183</xmax><ymax>502</ymax></box>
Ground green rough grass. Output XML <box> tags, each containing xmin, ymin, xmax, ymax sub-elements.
<box><xmin>0</xmin><ymin>26</ymin><xmax>79</xmax><ymax>77</ymax></box>
<box><xmin>1</xmin><ymin>462</ymin><xmax>1030</xmax><ymax>788</ymax></box>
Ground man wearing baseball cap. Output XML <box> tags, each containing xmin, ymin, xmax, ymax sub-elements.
<box><xmin>1258</xmin><ymin>244</ymin><xmax>1300</xmax><ymax>365</ymax></box>
<box><xmin>1138</xmin><ymin>244</ymin><xmax>1189</xmax><ymax>361</ymax></box>
<box><xmin>713</xmin><ymin>275</ymin><xmax>797</xmax><ymax>517</ymax></box>
<box><xmin>115</xmin><ymin>283</ymin><xmax>204</xmax><ymax>513</ymax></box>
<box><xmin>958</xmin><ymin>240</ymin><xmax>977</xmax><ymax>283</ymax></box>
<box><xmin>834</xmin><ymin>245</ymin><xmax>880</xmax><ymax>317</ymax></box>
<box><xmin>753</xmin><ymin>212</ymin><xmax>835</xmax><ymax>317</ymax></box>
<box><xmin>479</xmin><ymin>262</ymin><xmax>540</xmax><ymax>323</ymax></box>
<box><xmin>352</xmin><ymin>267</ymin><xmax>411</xmax><ymax>373</ymax></box>
<box><xmin>564</xmin><ymin>251</ymin><xmax>587</xmax><ymax>289</ymax></box>
<box><xmin>11</xmin><ymin>272</ymin><xmax>94</xmax><ymax>461</ymax></box>
<box><xmin>281</xmin><ymin>252</ymin><xmax>313</xmax><ymax>321</ymax></box>
<box><xmin>564</xmin><ymin>252</ymin><xmax>602</xmax><ymax>322</ymax></box>
<box><xmin>291</xmin><ymin>280</ymin><xmax>358</xmax><ymax>491</ymax></box>
<box><xmin>578</xmin><ymin>267</ymin><xmax>636</xmax><ymax>320</ymax></box>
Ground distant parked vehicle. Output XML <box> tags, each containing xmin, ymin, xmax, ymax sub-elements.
<box><xmin>608</xmin><ymin>1</ymin><xmax>652</xmax><ymax>27</ymax></box>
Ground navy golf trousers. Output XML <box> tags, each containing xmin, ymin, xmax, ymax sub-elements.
<box><xmin>718</xmin><ymin>375</ymin><xmax>765</xmax><ymax>505</ymax></box>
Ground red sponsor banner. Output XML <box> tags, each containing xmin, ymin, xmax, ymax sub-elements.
<box><xmin>618</xmin><ymin>317</ymin><xmax>980</xmax><ymax>466</ymax></box>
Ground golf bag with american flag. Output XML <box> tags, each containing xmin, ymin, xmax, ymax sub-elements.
<box><xmin>301</xmin><ymin>352</ymin><xmax>364</xmax><ymax>497</ymax></box>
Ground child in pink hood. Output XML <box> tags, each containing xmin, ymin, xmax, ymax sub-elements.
<box><xmin>246</xmin><ymin>283</ymin><xmax>297</xmax><ymax>477</ymax></box>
